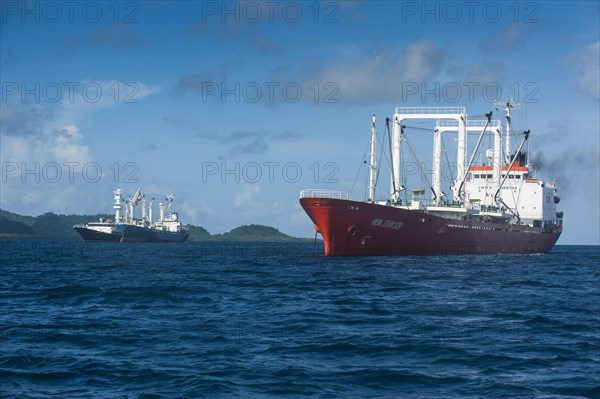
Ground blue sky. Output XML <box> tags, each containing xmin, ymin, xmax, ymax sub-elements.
<box><xmin>1</xmin><ymin>1</ymin><xmax>598</xmax><ymax>244</ymax></box>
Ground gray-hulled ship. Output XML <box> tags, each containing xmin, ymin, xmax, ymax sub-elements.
<box><xmin>74</xmin><ymin>189</ymin><xmax>189</xmax><ymax>243</ymax></box>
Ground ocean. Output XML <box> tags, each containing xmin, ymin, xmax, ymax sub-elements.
<box><xmin>1</xmin><ymin>240</ymin><xmax>598</xmax><ymax>398</ymax></box>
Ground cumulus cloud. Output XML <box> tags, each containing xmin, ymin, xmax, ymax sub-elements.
<box><xmin>0</xmin><ymin>78</ymin><xmax>159</xmax><ymax>215</ymax></box>
<box><xmin>234</xmin><ymin>184</ymin><xmax>260</xmax><ymax>207</ymax></box>
<box><xmin>1</xmin><ymin>123</ymin><xmax>92</xmax><ymax>169</ymax></box>
<box><xmin>51</xmin><ymin>125</ymin><xmax>91</xmax><ymax>164</ymax></box>
<box><xmin>181</xmin><ymin>200</ymin><xmax>214</xmax><ymax>225</ymax></box>
<box><xmin>57</xmin><ymin>124</ymin><xmax>83</xmax><ymax>140</ymax></box>
<box><xmin>173</xmin><ymin>40</ymin><xmax>446</xmax><ymax>105</ymax></box>
<box><xmin>0</xmin><ymin>103</ymin><xmax>90</xmax><ymax>165</ymax></box>
<box><xmin>1</xmin><ymin>79</ymin><xmax>159</xmax><ymax>163</ymax></box>
<box><xmin>302</xmin><ymin>39</ymin><xmax>447</xmax><ymax>103</ymax></box>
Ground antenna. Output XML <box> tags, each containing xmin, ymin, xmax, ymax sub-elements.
<box><xmin>493</xmin><ymin>99</ymin><xmax>524</xmax><ymax>164</ymax></box>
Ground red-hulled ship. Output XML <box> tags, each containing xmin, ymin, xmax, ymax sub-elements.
<box><xmin>300</xmin><ymin>103</ymin><xmax>562</xmax><ymax>256</ymax></box>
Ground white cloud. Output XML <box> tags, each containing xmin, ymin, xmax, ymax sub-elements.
<box><xmin>181</xmin><ymin>201</ymin><xmax>199</xmax><ymax>220</ymax></box>
<box><xmin>57</xmin><ymin>125</ymin><xmax>83</xmax><ymax>140</ymax></box>
<box><xmin>59</xmin><ymin>80</ymin><xmax>160</xmax><ymax>122</ymax></box>
<box><xmin>233</xmin><ymin>184</ymin><xmax>261</xmax><ymax>207</ymax></box>
<box><xmin>0</xmin><ymin>123</ymin><xmax>91</xmax><ymax>167</ymax></box>
<box><xmin>0</xmin><ymin>79</ymin><xmax>159</xmax><ymax>216</ymax></box>
<box><xmin>51</xmin><ymin>124</ymin><xmax>91</xmax><ymax>164</ymax></box>
<box><xmin>180</xmin><ymin>200</ymin><xmax>214</xmax><ymax>226</ymax></box>
<box><xmin>308</xmin><ymin>39</ymin><xmax>447</xmax><ymax>104</ymax></box>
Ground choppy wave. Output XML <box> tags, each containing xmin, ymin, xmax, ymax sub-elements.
<box><xmin>1</xmin><ymin>240</ymin><xmax>598</xmax><ymax>398</ymax></box>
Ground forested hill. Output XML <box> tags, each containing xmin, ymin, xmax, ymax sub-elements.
<box><xmin>0</xmin><ymin>210</ymin><xmax>310</xmax><ymax>242</ymax></box>
<box><xmin>0</xmin><ymin>209</ymin><xmax>113</xmax><ymax>239</ymax></box>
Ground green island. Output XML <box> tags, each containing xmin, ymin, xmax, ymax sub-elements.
<box><xmin>0</xmin><ymin>209</ymin><xmax>313</xmax><ymax>242</ymax></box>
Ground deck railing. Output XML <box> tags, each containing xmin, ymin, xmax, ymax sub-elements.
<box><xmin>395</xmin><ymin>106</ymin><xmax>466</xmax><ymax>115</ymax></box>
<box><xmin>299</xmin><ymin>189</ymin><xmax>350</xmax><ymax>200</ymax></box>
<box><xmin>436</xmin><ymin>119</ymin><xmax>502</xmax><ymax>128</ymax></box>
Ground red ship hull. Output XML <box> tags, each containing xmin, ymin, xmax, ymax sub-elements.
<box><xmin>300</xmin><ymin>197</ymin><xmax>561</xmax><ymax>256</ymax></box>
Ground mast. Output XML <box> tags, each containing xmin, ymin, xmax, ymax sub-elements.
<box><xmin>493</xmin><ymin>124</ymin><xmax>502</xmax><ymax>198</ymax></box>
<box><xmin>141</xmin><ymin>196</ymin><xmax>147</xmax><ymax>223</ymax></box>
<box><xmin>368</xmin><ymin>115</ymin><xmax>377</xmax><ymax>203</ymax></box>
<box><xmin>124</xmin><ymin>198</ymin><xmax>129</xmax><ymax>223</ymax></box>
<box><xmin>494</xmin><ymin>100</ymin><xmax>524</xmax><ymax>164</ymax></box>
<box><xmin>113</xmin><ymin>189</ymin><xmax>122</xmax><ymax>223</ymax></box>
<box><xmin>453</xmin><ymin>114</ymin><xmax>467</xmax><ymax>202</ymax></box>
<box><xmin>391</xmin><ymin>116</ymin><xmax>402</xmax><ymax>203</ymax></box>
<box><xmin>432</xmin><ymin>128</ymin><xmax>442</xmax><ymax>205</ymax></box>
<box><xmin>385</xmin><ymin>118</ymin><xmax>397</xmax><ymax>203</ymax></box>
<box><xmin>130</xmin><ymin>200</ymin><xmax>134</xmax><ymax>223</ymax></box>
<box><xmin>127</xmin><ymin>196</ymin><xmax>134</xmax><ymax>223</ymax></box>
<box><xmin>148</xmin><ymin>198</ymin><xmax>154</xmax><ymax>224</ymax></box>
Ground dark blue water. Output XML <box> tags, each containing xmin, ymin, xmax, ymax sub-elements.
<box><xmin>1</xmin><ymin>240</ymin><xmax>599</xmax><ymax>398</ymax></box>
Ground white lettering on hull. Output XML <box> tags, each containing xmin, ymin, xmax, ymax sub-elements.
<box><xmin>371</xmin><ymin>218</ymin><xmax>404</xmax><ymax>230</ymax></box>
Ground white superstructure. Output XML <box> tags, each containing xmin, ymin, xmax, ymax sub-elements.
<box><xmin>371</xmin><ymin>101</ymin><xmax>563</xmax><ymax>230</ymax></box>
<box><xmin>121</xmin><ymin>190</ymin><xmax>185</xmax><ymax>233</ymax></box>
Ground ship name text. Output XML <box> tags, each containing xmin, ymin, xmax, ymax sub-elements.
<box><xmin>371</xmin><ymin>218</ymin><xmax>404</xmax><ymax>230</ymax></box>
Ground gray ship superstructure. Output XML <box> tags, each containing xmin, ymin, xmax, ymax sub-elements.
<box><xmin>74</xmin><ymin>189</ymin><xmax>189</xmax><ymax>243</ymax></box>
